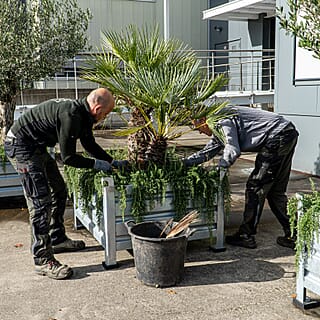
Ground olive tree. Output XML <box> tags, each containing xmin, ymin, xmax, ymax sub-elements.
<box><xmin>0</xmin><ymin>0</ymin><xmax>91</xmax><ymax>142</ymax></box>
<box><xmin>278</xmin><ymin>0</ymin><xmax>320</xmax><ymax>59</ymax></box>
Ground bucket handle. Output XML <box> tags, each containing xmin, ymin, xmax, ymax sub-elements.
<box><xmin>124</xmin><ymin>220</ymin><xmax>136</xmax><ymax>233</ymax></box>
<box><xmin>184</xmin><ymin>227</ymin><xmax>197</xmax><ymax>238</ymax></box>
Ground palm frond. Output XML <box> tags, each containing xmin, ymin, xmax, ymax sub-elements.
<box><xmin>195</xmin><ymin>73</ymin><xmax>229</xmax><ymax>103</ymax></box>
<box><xmin>81</xmin><ymin>24</ymin><xmax>231</xmax><ymax>163</ymax></box>
<box><xmin>112</xmin><ymin>125</ymin><xmax>147</xmax><ymax>137</ymax></box>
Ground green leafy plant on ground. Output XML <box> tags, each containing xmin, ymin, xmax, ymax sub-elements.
<box><xmin>64</xmin><ymin>148</ymin><xmax>230</xmax><ymax>226</ymax></box>
<box><xmin>287</xmin><ymin>179</ymin><xmax>320</xmax><ymax>267</ymax></box>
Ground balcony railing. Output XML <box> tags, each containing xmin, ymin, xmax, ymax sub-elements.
<box><xmin>24</xmin><ymin>49</ymin><xmax>275</xmax><ymax>104</ymax></box>
<box><xmin>193</xmin><ymin>49</ymin><xmax>275</xmax><ymax>92</ymax></box>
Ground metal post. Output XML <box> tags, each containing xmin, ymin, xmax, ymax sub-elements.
<box><xmin>164</xmin><ymin>0</ymin><xmax>169</xmax><ymax>41</ymax></box>
<box><xmin>102</xmin><ymin>177</ymin><xmax>119</xmax><ymax>269</ymax></box>
<box><xmin>251</xmin><ymin>51</ymin><xmax>254</xmax><ymax>92</ymax></box>
<box><xmin>269</xmin><ymin>60</ymin><xmax>272</xmax><ymax>91</ymax></box>
<box><xmin>55</xmin><ymin>73</ymin><xmax>59</xmax><ymax>99</ymax></box>
<box><xmin>210</xmin><ymin>167</ymin><xmax>226</xmax><ymax>252</ymax></box>
<box><xmin>73</xmin><ymin>57</ymin><xmax>78</xmax><ymax>99</ymax></box>
<box><xmin>211</xmin><ymin>51</ymin><xmax>215</xmax><ymax>79</ymax></box>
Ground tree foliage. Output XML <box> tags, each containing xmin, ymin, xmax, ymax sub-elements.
<box><xmin>0</xmin><ymin>0</ymin><xmax>91</xmax><ymax>141</ymax></box>
<box><xmin>277</xmin><ymin>0</ymin><xmax>320</xmax><ymax>60</ymax></box>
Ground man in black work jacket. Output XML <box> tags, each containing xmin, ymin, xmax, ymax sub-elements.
<box><xmin>4</xmin><ymin>88</ymin><xmax>127</xmax><ymax>279</ymax></box>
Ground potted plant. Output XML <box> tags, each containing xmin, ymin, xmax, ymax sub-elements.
<box><xmin>287</xmin><ymin>180</ymin><xmax>320</xmax><ymax>309</ymax></box>
<box><xmin>65</xmin><ymin>25</ymin><xmax>231</xmax><ymax>267</ymax></box>
<box><xmin>0</xmin><ymin>144</ymin><xmax>23</xmax><ymax>198</ymax></box>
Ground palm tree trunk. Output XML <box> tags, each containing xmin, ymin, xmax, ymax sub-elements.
<box><xmin>145</xmin><ymin>136</ymin><xmax>168</xmax><ymax>165</ymax></box>
<box><xmin>127</xmin><ymin>107</ymin><xmax>151</xmax><ymax>164</ymax></box>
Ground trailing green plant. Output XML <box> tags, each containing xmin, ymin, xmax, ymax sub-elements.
<box><xmin>0</xmin><ymin>144</ymin><xmax>6</xmax><ymax>164</ymax></box>
<box><xmin>0</xmin><ymin>144</ymin><xmax>9</xmax><ymax>171</ymax></box>
<box><xmin>64</xmin><ymin>148</ymin><xmax>230</xmax><ymax>225</ymax></box>
<box><xmin>287</xmin><ymin>178</ymin><xmax>320</xmax><ymax>267</ymax></box>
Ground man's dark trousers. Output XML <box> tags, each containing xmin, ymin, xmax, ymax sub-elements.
<box><xmin>239</xmin><ymin>125</ymin><xmax>299</xmax><ymax>236</ymax></box>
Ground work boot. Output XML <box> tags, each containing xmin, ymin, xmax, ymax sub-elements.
<box><xmin>52</xmin><ymin>238</ymin><xmax>85</xmax><ymax>254</ymax></box>
<box><xmin>276</xmin><ymin>236</ymin><xmax>296</xmax><ymax>249</ymax></box>
<box><xmin>35</xmin><ymin>259</ymin><xmax>73</xmax><ymax>280</ymax></box>
<box><xmin>225</xmin><ymin>232</ymin><xmax>257</xmax><ymax>249</ymax></box>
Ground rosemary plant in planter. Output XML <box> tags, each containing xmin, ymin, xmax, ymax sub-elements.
<box><xmin>64</xmin><ymin>148</ymin><xmax>230</xmax><ymax>268</ymax></box>
<box><xmin>64</xmin><ymin>149</ymin><xmax>230</xmax><ymax>223</ymax></box>
<box><xmin>287</xmin><ymin>179</ymin><xmax>320</xmax><ymax>309</ymax></box>
<box><xmin>287</xmin><ymin>179</ymin><xmax>320</xmax><ymax>267</ymax></box>
<box><xmin>0</xmin><ymin>144</ymin><xmax>6</xmax><ymax>167</ymax></box>
<box><xmin>71</xmin><ymin>25</ymin><xmax>231</xmax><ymax>267</ymax></box>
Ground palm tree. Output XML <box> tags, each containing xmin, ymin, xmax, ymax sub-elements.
<box><xmin>82</xmin><ymin>25</ymin><xmax>228</xmax><ymax>165</ymax></box>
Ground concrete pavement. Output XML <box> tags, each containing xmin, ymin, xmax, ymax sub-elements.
<box><xmin>1</xmin><ymin>131</ymin><xmax>320</xmax><ymax>319</ymax></box>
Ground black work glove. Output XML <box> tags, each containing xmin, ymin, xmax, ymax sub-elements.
<box><xmin>182</xmin><ymin>158</ymin><xmax>197</xmax><ymax>168</ymax></box>
<box><xmin>112</xmin><ymin>160</ymin><xmax>130</xmax><ymax>171</ymax></box>
<box><xmin>94</xmin><ymin>159</ymin><xmax>112</xmax><ymax>173</ymax></box>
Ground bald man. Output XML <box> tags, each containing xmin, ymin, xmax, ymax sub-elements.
<box><xmin>4</xmin><ymin>88</ymin><xmax>127</xmax><ymax>279</ymax></box>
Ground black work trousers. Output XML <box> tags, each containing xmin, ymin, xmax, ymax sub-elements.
<box><xmin>4</xmin><ymin>140</ymin><xmax>68</xmax><ymax>265</ymax></box>
<box><xmin>239</xmin><ymin>125</ymin><xmax>299</xmax><ymax>236</ymax></box>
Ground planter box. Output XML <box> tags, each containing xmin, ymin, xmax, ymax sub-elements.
<box><xmin>293</xmin><ymin>194</ymin><xmax>320</xmax><ymax>310</ymax></box>
<box><xmin>74</xmin><ymin>173</ymin><xmax>226</xmax><ymax>268</ymax></box>
<box><xmin>0</xmin><ymin>162</ymin><xmax>23</xmax><ymax>198</ymax></box>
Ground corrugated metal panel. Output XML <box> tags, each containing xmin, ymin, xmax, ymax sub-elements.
<box><xmin>170</xmin><ymin>0</ymin><xmax>208</xmax><ymax>50</ymax></box>
<box><xmin>77</xmin><ymin>0</ymin><xmax>208</xmax><ymax>50</ymax></box>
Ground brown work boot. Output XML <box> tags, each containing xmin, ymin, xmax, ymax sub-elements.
<box><xmin>52</xmin><ymin>238</ymin><xmax>85</xmax><ymax>254</ymax></box>
<box><xmin>35</xmin><ymin>259</ymin><xmax>73</xmax><ymax>280</ymax></box>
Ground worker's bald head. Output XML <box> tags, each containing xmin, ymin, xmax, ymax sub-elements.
<box><xmin>87</xmin><ymin>88</ymin><xmax>115</xmax><ymax>122</ymax></box>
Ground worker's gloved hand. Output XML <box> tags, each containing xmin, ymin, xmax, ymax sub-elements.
<box><xmin>182</xmin><ymin>158</ymin><xmax>196</xmax><ymax>168</ymax></box>
<box><xmin>112</xmin><ymin>159</ymin><xmax>130</xmax><ymax>171</ymax></box>
<box><xmin>94</xmin><ymin>159</ymin><xmax>112</xmax><ymax>173</ymax></box>
<box><xmin>218</xmin><ymin>158</ymin><xmax>229</xmax><ymax>168</ymax></box>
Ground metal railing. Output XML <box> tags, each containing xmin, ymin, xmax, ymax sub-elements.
<box><xmin>24</xmin><ymin>49</ymin><xmax>275</xmax><ymax>102</ymax></box>
<box><xmin>193</xmin><ymin>49</ymin><xmax>275</xmax><ymax>92</ymax></box>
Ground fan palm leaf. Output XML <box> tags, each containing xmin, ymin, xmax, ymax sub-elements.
<box><xmin>81</xmin><ymin>24</ymin><xmax>229</xmax><ymax>164</ymax></box>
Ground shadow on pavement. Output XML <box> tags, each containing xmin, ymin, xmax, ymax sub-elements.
<box><xmin>181</xmin><ymin>258</ymin><xmax>288</xmax><ymax>286</ymax></box>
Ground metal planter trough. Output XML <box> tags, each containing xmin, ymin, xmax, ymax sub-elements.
<box><xmin>293</xmin><ymin>194</ymin><xmax>320</xmax><ymax>310</ymax></box>
<box><xmin>0</xmin><ymin>161</ymin><xmax>23</xmax><ymax>198</ymax></box>
<box><xmin>73</xmin><ymin>174</ymin><xmax>226</xmax><ymax>269</ymax></box>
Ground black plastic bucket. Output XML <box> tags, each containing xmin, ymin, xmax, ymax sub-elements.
<box><xmin>125</xmin><ymin>220</ymin><xmax>194</xmax><ymax>287</ymax></box>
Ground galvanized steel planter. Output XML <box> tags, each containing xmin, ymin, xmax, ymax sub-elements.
<box><xmin>74</xmin><ymin>175</ymin><xmax>226</xmax><ymax>268</ymax></box>
<box><xmin>293</xmin><ymin>194</ymin><xmax>320</xmax><ymax>310</ymax></box>
<box><xmin>0</xmin><ymin>161</ymin><xmax>23</xmax><ymax>198</ymax></box>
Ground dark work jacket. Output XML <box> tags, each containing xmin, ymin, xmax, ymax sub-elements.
<box><xmin>9</xmin><ymin>98</ymin><xmax>113</xmax><ymax>168</ymax></box>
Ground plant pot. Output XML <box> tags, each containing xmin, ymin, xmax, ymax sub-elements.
<box><xmin>0</xmin><ymin>161</ymin><xmax>23</xmax><ymax>198</ymax></box>
<box><xmin>73</xmin><ymin>175</ymin><xmax>226</xmax><ymax>269</ymax></box>
<box><xmin>125</xmin><ymin>220</ymin><xmax>195</xmax><ymax>287</ymax></box>
<box><xmin>293</xmin><ymin>194</ymin><xmax>320</xmax><ymax>310</ymax></box>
